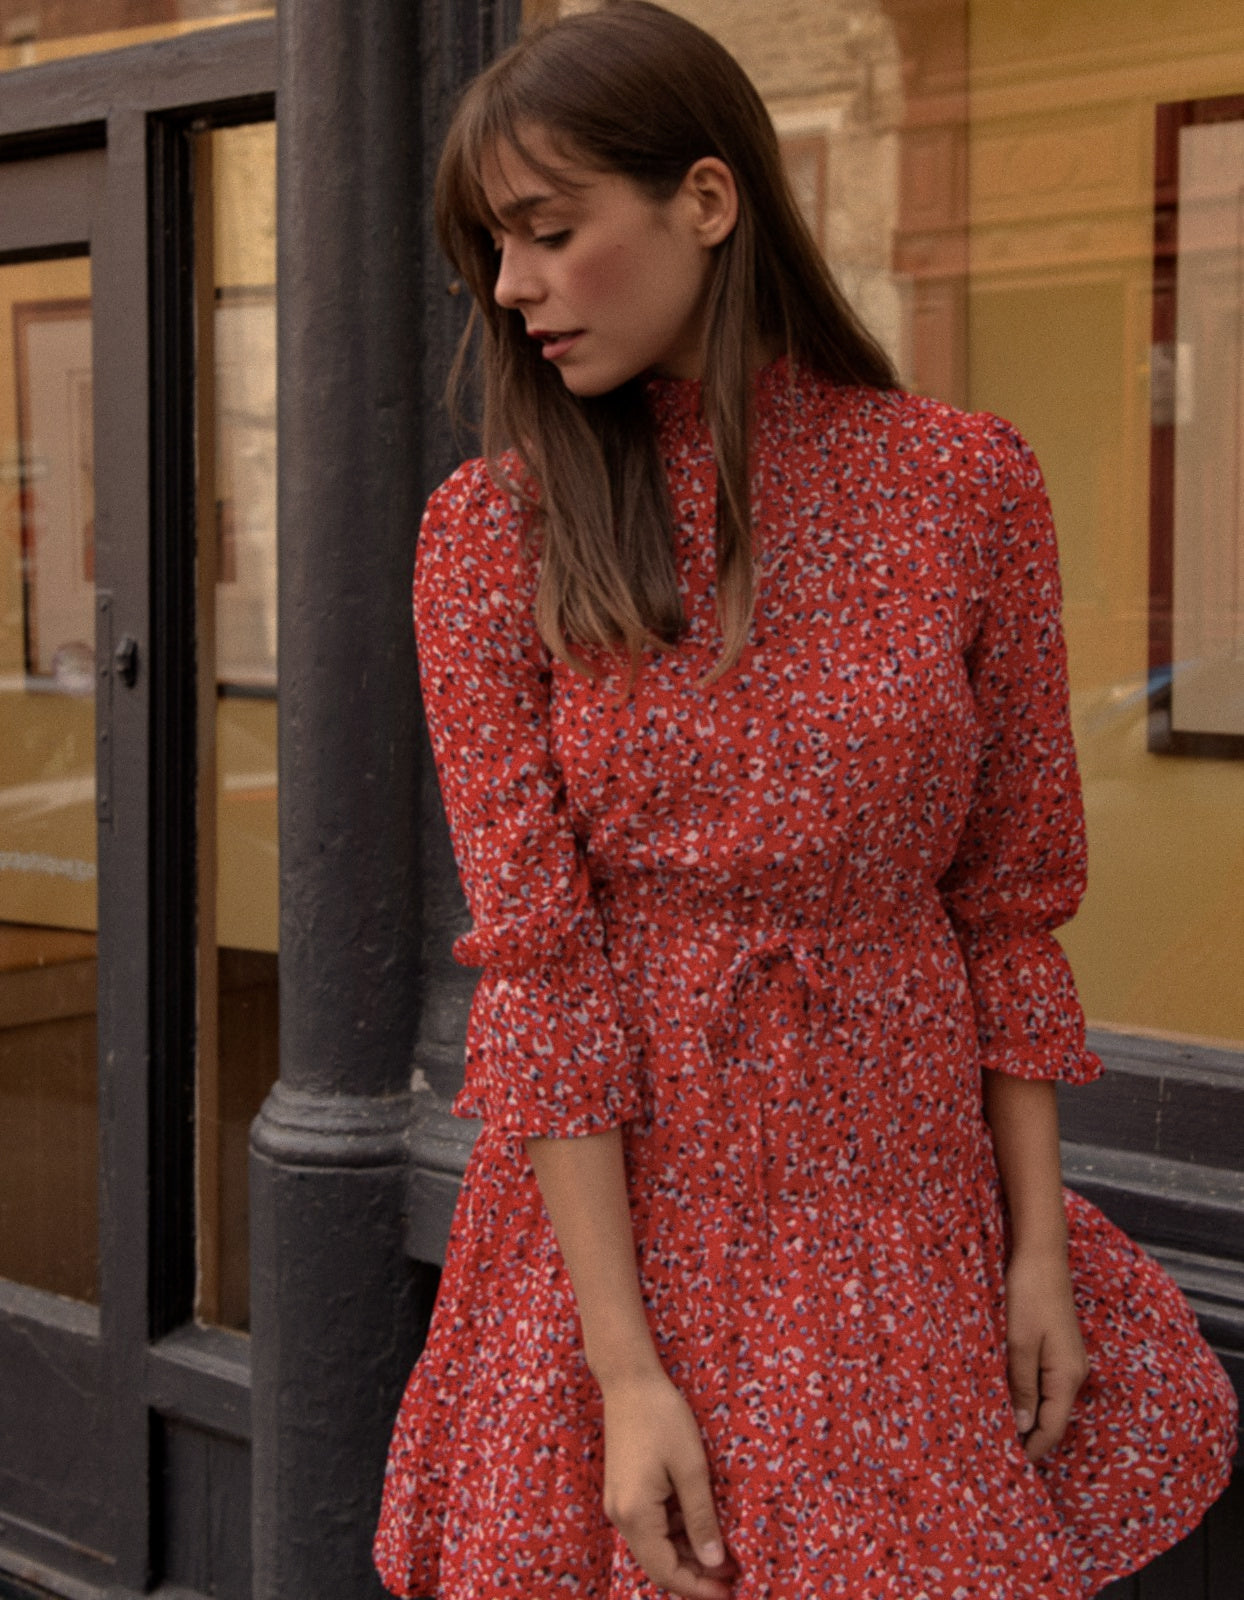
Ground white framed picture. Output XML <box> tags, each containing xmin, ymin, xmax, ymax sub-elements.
<box><xmin>15</xmin><ymin>298</ymin><xmax>95</xmax><ymax>693</ymax></box>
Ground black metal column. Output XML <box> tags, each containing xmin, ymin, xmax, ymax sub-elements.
<box><xmin>248</xmin><ymin>1</ymin><xmax>427</xmax><ymax>1595</ymax></box>
<box><xmin>252</xmin><ymin>1</ymin><xmax>521</xmax><ymax>1594</ymax></box>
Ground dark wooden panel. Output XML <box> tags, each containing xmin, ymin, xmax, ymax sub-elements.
<box><xmin>0</xmin><ymin>1520</ymin><xmax>111</xmax><ymax>1597</ymax></box>
<box><xmin>0</xmin><ymin>1292</ymin><xmax>109</xmax><ymax>1555</ymax></box>
<box><xmin>0</xmin><ymin>1573</ymin><xmax>60</xmax><ymax>1599</ymax></box>
<box><xmin>158</xmin><ymin>1420</ymin><xmax>252</xmax><ymax>1600</ymax></box>
<box><xmin>0</xmin><ymin>146</ymin><xmax>100</xmax><ymax>249</ymax></box>
<box><xmin>0</xmin><ymin>20</ymin><xmax>274</xmax><ymax>144</ymax></box>
<box><xmin>146</xmin><ymin>1323</ymin><xmax>251</xmax><ymax>1440</ymax></box>
<box><xmin>1066</xmin><ymin>1031</ymin><xmax>1244</xmax><ymax>1172</ymax></box>
<box><xmin>1137</xmin><ymin>1524</ymin><xmax>1208</xmax><ymax>1597</ymax></box>
<box><xmin>1060</xmin><ymin>1146</ymin><xmax>1244</xmax><ymax>1264</ymax></box>
<box><xmin>93</xmin><ymin>102</ymin><xmax>160</xmax><ymax>1596</ymax></box>
<box><xmin>1206</xmin><ymin>1469</ymin><xmax>1244</xmax><ymax>1600</ymax></box>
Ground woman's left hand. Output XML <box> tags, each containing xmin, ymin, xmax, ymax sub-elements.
<box><xmin>1003</xmin><ymin>1248</ymin><xmax>1090</xmax><ymax>1463</ymax></box>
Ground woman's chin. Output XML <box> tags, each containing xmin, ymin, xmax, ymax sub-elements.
<box><xmin>555</xmin><ymin>367</ymin><xmax>618</xmax><ymax>398</ymax></box>
<box><xmin>551</xmin><ymin>351</ymin><xmax>652</xmax><ymax>398</ymax></box>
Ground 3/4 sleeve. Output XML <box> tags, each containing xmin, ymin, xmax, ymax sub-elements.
<box><xmin>937</xmin><ymin>417</ymin><xmax>1103</xmax><ymax>1084</ymax></box>
<box><xmin>414</xmin><ymin>459</ymin><xmax>645</xmax><ymax>1138</ymax></box>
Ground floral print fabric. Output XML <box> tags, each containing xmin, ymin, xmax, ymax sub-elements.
<box><xmin>375</xmin><ymin>361</ymin><xmax>1237</xmax><ymax>1599</ymax></box>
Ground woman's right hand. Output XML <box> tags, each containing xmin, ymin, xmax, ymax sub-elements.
<box><xmin>600</xmin><ymin>1368</ymin><xmax>738</xmax><ymax>1598</ymax></box>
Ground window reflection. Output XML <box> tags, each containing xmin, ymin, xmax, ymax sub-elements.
<box><xmin>0</xmin><ymin>253</ymin><xmax>98</xmax><ymax>1303</ymax></box>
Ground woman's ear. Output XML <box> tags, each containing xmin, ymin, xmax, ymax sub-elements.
<box><xmin>681</xmin><ymin>157</ymin><xmax>739</xmax><ymax>248</ymax></box>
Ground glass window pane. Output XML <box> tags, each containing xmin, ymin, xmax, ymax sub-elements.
<box><xmin>533</xmin><ymin>0</ymin><xmax>1244</xmax><ymax>1051</ymax></box>
<box><xmin>964</xmin><ymin>0</ymin><xmax>1244</xmax><ymax>1048</ymax></box>
<box><xmin>1</xmin><ymin>2</ymin><xmax>274</xmax><ymax>74</ymax></box>
<box><xmin>196</xmin><ymin>121</ymin><xmax>277</xmax><ymax>1332</ymax></box>
<box><xmin>0</xmin><ymin>252</ymin><xmax>98</xmax><ymax>1302</ymax></box>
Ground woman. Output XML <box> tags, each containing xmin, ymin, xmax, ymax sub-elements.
<box><xmin>374</xmin><ymin>5</ymin><xmax>1236</xmax><ymax>1597</ymax></box>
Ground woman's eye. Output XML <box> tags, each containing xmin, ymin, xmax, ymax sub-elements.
<box><xmin>533</xmin><ymin>230</ymin><xmax>570</xmax><ymax>249</ymax></box>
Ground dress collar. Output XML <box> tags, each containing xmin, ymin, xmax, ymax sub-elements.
<box><xmin>643</xmin><ymin>353</ymin><xmax>794</xmax><ymax>447</ymax></box>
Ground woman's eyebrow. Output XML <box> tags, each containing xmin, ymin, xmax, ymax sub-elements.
<box><xmin>494</xmin><ymin>191</ymin><xmax>559</xmax><ymax>223</ymax></box>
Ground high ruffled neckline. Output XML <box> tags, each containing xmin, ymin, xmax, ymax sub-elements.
<box><xmin>643</xmin><ymin>352</ymin><xmax>793</xmax><ymax>441</ymax></box>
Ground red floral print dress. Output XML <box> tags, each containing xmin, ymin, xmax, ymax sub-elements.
<box><xmin>374</xmin><ymin>359</ymin><xmax>1237</xmax><ymax>1600</ymax></box>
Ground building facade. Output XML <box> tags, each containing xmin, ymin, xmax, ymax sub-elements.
<box><xmin>0</xmin><ymin>2</ymin><xmax>1239</xmax><ymax>1597</ymax></box>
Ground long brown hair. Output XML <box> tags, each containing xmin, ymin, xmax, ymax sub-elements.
<box><xmin>437</xmin><ymin>0</ymin><xmax>898</xmax><ymax>680</ymax></box>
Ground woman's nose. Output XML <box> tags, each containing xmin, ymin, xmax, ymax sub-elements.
<box><xmin>493</xmin><ymin>244</ymin><xmax>538</xmax><ymax>311</ymax></box>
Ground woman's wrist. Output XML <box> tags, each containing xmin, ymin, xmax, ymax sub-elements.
<box><xmin>586</xmin><ymin>1328</ymin><xmax>666</xmax><ymax>1390</ymax></box>
<box><xmin>1006</xmin><ymin>1229</ymin><xmax>1071</xmax><ymax>1271</ymax></box>
<box><xmin>1006</xmin><ymin>1202</ymin><xmax>1070</xmax><ymax>1266</ymax></box>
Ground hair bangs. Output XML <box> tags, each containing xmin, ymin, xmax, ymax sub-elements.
<box><xmin>436</xmin><ymin>69</ymin><xmax>599</xmax><ymax>310</ymax></box>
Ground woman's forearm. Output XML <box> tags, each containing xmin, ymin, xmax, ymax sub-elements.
<box><xmin>981</xmin><ymin>1070</ymin><xmax>1069</xmax><ymax>1259</ymax></box>
<box><xmin>525</xmin><ymin>1126</ymin><xmax>663</xmax><ymax>1387</ymax></box>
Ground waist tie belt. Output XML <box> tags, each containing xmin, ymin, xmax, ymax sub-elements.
<box><xmin>699</xmin><ymin>928</ymin><xmax>845</xmax><ymax>1242</ymax></box>
<box><xmin>703</xmin><ymin>929</ymin><xmax>836</xmax><ymax>1047</ymax></box>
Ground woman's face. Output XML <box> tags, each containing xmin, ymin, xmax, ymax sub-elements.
<box><xmin>480</xmin><ymin>128</ymin><xmax>737</xmax><ymax>396</ymax></box>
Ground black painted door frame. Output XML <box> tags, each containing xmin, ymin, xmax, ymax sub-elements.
<box><xmin>0</xmin><ymin>25</ymin><xmax>275</xmax><ymax>1598</ymax></box>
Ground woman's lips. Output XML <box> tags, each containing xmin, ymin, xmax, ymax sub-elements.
<box><xmin>531</xmin><ymin>329</ymin><xmax>584</xmax><ymax>360</ymax></box>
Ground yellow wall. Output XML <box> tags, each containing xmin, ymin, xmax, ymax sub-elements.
<box><xmin>967</xmin><ymin>0</ymin><xmax>1244</xmax><ymax>1044</ymax></box>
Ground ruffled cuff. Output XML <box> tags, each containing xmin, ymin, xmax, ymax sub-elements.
<box><xmin>451</xmin><ymin>874</ymin><xmax>595</xmax><ymax>973</ymax></box>
<box><xmin>450</xmin><ymin>910</ymin><xmax>646</xmax><ymax>1137</ymax></box>
<box><xmin>959</xmin><ymin>927</ymin><xmax>1103</xmax><ymax>1084</ymax></box>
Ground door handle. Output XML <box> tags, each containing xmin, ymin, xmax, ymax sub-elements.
<box><xmin>114</xmin><ymin>634</ymin><xmax>139</xmax><ymax>687</ymax></box>
<box><xmin>97</xmin><ymin>596</ymin><xmax>139</xmax><ymax>825</ymax></box>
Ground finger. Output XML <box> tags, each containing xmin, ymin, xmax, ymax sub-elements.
<box><xmin>1007</xmin><ymin>1335</ymin><xmax>1041</xmax><ymax>1439</ymax></box>
<box><xmin>669</xmin><ymin>1525</ymin><xmax>741</xmax><ymax>1580</ymax></box>
<box><xmin>670</xmin><ymin>1533</ymin><xmax>737</xmax><ymax>1582</ymax></box>
<box><xmin>1024</xmin><ymin>1364</ymin><xmax>1083</xmax><ymax>1463</ymax></box>
<box><xmin>667</xmin><ymin>1447</ymin><xmax>729</xmax><ymax>1573</ymax></box>
<box><xmin>628</xmin><ymin>1530</ymin><xmax>736</xmax><ymax>1600</ymax></box>
<box><xmin>621</xmin><ymin>1501</ymin><xmax>734</xmax><ymax>1600</ymax></box>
